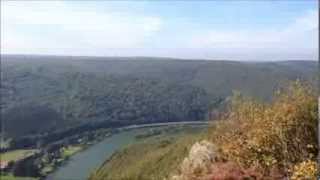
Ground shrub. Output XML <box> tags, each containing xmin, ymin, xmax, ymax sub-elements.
<box><xmin>209</xmin><ymin>80</ymin><xmax>318</xmax><ymax>176</ymax></box>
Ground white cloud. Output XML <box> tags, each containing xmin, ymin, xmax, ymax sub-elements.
<box><xmin>188</xmin><ymin>10</ymin><xmax>318</xmax><ymax>60</ymax></box>
<box><xmin>1</xmin><ymin>1</ymin><xmax>163</xmax><ymax>54</ymax></box>
<box><xmin>1</xmin><ymin>1</ymin><xmax>317</xmax><ymax>60</ymax></box>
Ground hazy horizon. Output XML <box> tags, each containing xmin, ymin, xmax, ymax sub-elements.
<box><xmin>2</xmin><ymin>53</ymin><xmax>318</xmax><ymax>62</ymax></box>
<box><xmin>1</xmin><ymin>1</ymin><xmax>318</xmax><ymax>61</ymax></box>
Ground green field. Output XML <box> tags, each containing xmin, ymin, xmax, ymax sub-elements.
<box><xmin>0</xmin><ymin>149</ymin><xmax>38</xmax><ymax>162</ymax></box>
<box><xmin>0</xmin><ymin>174</ymin><xmax>38</xmax><ymax>180</ymax></box>
<box><xmin>61</xmin><ymin>145</ymin><xmax>83</xmax><ymax>158</ymax></box>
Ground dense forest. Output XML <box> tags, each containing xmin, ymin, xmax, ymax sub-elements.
<box><xmin>1</xmin><ymin>55</ymin><xmax>317</xmax><ymax>145</ymax></box>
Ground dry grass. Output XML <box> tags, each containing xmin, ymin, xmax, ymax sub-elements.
<box><xmin>89</xmin><ymin>131</ymin><xmax>206</xmax><ymax>180</ymax></box>
<box><xmin>208</xmin><ymin>80</ymin><xmax>318</xmax><ymax>177</ymax></box>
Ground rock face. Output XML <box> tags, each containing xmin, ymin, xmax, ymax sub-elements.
<box><xmin>169</xmin><ymin>140</ymin><xmax>284</xmax><ymax>180</ymax></box>
<box><xmin>171</xmin><ymin>140</ymin><xmax>216</xmax><ymax>180</ymax></box>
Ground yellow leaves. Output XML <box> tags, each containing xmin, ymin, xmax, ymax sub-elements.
<box><xmin>290</xmin><ymin>160</ymin><xmax>318</xmax><ymax>180</ymax></box>
<box><xmin>208</xmin><ymin>81</ymin><xmax>318</xmax><ymax>176</ymax></box>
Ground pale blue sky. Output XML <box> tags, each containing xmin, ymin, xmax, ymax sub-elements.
<box><xmin>1</xmin><ymin>0</ymin><xmax>318</xmax><ymax>60</ymax></box>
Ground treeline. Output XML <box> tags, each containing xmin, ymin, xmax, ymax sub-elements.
<box><xmin>2</xmin><ymin>72</ymin><xmax>212</xmax><ymax>146</ymax></box>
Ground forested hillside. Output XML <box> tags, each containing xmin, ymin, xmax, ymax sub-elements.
<box><xmin>1</xmin><ymin>55</ymin><xmax>317</xmax><ymax>140</ymax></box>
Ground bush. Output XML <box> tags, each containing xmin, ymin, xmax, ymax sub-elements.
<box><xmin>209</xmin><ymin>80</ymin><xmax>318</xmax><ymax>176</ymax></box>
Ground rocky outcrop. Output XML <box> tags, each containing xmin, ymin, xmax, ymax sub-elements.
<box><xmin>170</xmin><ymin>140</ymin><xmax>216</xmax><ymax>180</ymax></box>
<box><xmin>170</xmin><ymin>140</ymin><xmax>285</xmax><ymax>180</ymax></box>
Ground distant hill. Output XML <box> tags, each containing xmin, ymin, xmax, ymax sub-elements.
<box><xmin>1</xmin><ymin>55</ymin><xmax>317</xmax><ymax>138</ymax></box>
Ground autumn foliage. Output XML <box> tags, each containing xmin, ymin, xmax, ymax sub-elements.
<box><xmin>207</xmin><ymin>80</ymin><xmax>318</xmax><ymax>178</ymax></box>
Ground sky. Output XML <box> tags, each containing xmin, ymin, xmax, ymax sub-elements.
<box><xmin>1</xmin><ymin>0</ymin><xmax>318</xmax><ymax>60</ymax></box>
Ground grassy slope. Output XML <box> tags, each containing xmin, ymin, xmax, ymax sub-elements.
<box><xmin>89</xmin><ymin>129</ymin><xmax>207</xmax><ymax>180</ymax></box>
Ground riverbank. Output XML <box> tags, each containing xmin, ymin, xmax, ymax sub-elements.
<box><xmin>89</xmin><ymin>125</ymin><xmax>207</xmax><ymax>180</ymax></box>
<box><xmin>1</xmin><ymin>122</ymin><xmax>208</xmax><ymax>180</ymax></box>
<box><xmin>47</xmin><ymin>124</ymin><xmax>208</xmax><ymax>180</ymax></box>
<box><xmin>0</xmin><ymin>128</ymin><xmax>112</xmax><ymax>180</ymax></box>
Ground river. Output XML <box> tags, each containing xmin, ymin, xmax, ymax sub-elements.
<box><xmin>46</xmin><ymin>123</ymin><xmax>208</xmax><ymax>180</ymax></box>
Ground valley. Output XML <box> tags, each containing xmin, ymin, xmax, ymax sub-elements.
<box><xmin>0</xmin><ymin>55</ymin><xmax>317</xmax><ymax>180</ymax></box>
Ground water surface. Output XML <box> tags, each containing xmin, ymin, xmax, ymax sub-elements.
<box><xmin>46</xmin><ymin>129</ymin><xmax>148</xmax><ymax>180</ymax></box>
<box><xmin>46</xmin><ymin>125</ymin><xmax>207</xmax><ymax>180</ymax></box>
